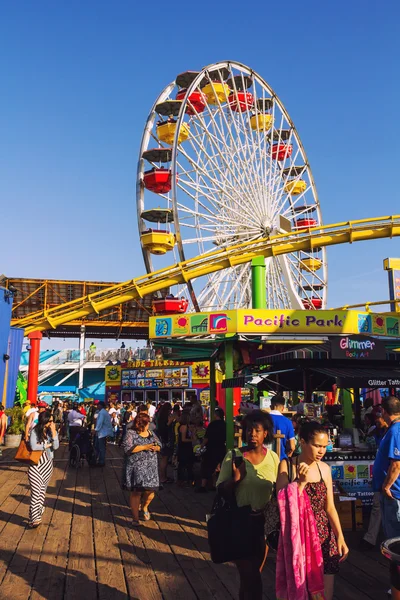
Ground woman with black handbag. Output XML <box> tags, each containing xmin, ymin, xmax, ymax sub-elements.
<box><xmin>214</xmin><ymin>411</ymin><xmax>279</xmax><ymax>600</ymax></box>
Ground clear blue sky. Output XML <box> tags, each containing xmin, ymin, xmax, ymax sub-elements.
<box><xmin>2</xmin><ymin>1</ymin><xmax>400</xmax><ymax>319</ymax></box>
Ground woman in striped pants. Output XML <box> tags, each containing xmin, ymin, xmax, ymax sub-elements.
<box><xmin>28</xmin><ymin>411</ymin><xmax>59</xmax><ymax>528</ymax></box>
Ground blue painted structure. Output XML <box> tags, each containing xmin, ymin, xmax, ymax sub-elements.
<box><xmin>4</xmin><ymin>327</ymin><xmax>24</xmax><ymax>408</ymax></box>
<box><xmin>0</xmin><ymin>287</ymin><xmax>14</xmax><ymax>404</ymax></box>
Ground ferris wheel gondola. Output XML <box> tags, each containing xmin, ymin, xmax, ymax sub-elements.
<box><xmin>136</xmin><ymin>61</ymin><xmax>328</xmax><ymax>312</ymax></box>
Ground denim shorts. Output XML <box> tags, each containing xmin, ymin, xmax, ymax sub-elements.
<box><xmin>381</xmin><ymin>494</ymin><xmax>400</xmax><ymax>540</ymax></box>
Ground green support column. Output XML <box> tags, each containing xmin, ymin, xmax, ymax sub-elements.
<box><xmin>225</xmin><ymin>341</ymin><xmax>234</xmax><ymax>450</ymax></box>
<box><xmin>251</xmin><ymin>257</ymin><xmax>266</xmax><ymax>309</ymax></box>
<box><xmin>209</xmin><ymin>359</ymin><xmax>216</xmax><ymax>422</ymax></box>
<box><xmin>342</xmin><ymin>388</ymin><xmax>353</xmax><ymax>429</ymax></box>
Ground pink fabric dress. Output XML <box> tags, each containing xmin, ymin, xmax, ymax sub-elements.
<box><xmin>276</xmin><ymin>482</ymin><xmax>325</xmax><ymax>600</ymax></box>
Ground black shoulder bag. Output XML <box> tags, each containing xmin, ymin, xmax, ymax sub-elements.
<box><xmin>264</xmin><ymin>457</ymin><xmax>293</xmax><ymax>551</ymax></box>
<box><xmin>207</xmin><ymin>450</ymin><xmax>253</xmax><ymax>564</ymax></box>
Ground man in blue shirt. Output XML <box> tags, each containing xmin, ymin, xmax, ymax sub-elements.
<box><xmin>94</xmin><ymin>401</ymin><xmax>114</xmax><ymax>466</ymax></box>
<box><xmin>372</xmin><ymin>396</ymin><xmax>400</xmax><ymax>598</ymax></box>
<box><xmin>269</xmin><ymin>396</ymin><xmax>295</xmax><ymax>460</ymax></box>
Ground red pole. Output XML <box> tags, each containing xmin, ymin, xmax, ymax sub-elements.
<box><xmin>27</xmin><ymin>331</ymin><xmax>42</xmax><ymax>404</ymax></box>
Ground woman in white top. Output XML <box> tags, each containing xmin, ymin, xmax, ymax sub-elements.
<box><xmin>67</xmin><ymin>403</ymin><xmax>85</xmax><ymax>448</ymax></box>
<box><xmin>28</xmin><ymin>411</ymin><xmax>59</xmax><ymax>528</ymax></box>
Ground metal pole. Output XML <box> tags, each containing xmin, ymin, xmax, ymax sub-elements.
<box><xmin>225</xmin><ymin>341</ymin><xmax>234</xmax><ymax>450</ymax></box>
<box><xmin>78</xmin><ymin>325</ymin><xmax>85</xmax><ymax>390</ymax></box>
<box><xmin>209</xmin><ymin>358</ymin><xmax>216</xmax><ymax>421</ymax></box>
<box><xmin>251</xmin><ymin>256</ymin><xmax>266</xmax><ymax>309</ymax></box>
<box><xmin>354</xmin><ymin>388</ymin><xmax>361</xmax><ymax>429</ymax></box>
<box><xmin>27</xmin><ymin>331</ymin><xmax>42</xmax><ymax>403</ymax></box>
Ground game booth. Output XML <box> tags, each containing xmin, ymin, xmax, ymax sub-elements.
<box><xmin>104</xmin><ymin>359</ymin><xmax>225</xmax><ymax>409</ymax></box>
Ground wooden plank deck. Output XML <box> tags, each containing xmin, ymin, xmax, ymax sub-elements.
<box><xmin>0</xmin><ymin>443</ymin><xmax>391</xmax><ymax>600</ymax></box>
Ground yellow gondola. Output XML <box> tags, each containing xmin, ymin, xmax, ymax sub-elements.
<box><xmin>157</xmin><ymin>121</ymin><xmax>190</xmax><ymax>145</ymax></box>
<box><xmin>284</xmin><ymin>180</ymin><xmax>307</xmax><ymax>195</ymax></box>
<box><xmin>301</xmin><ymin>258</ymin><xmax>322</xmax><ymax>272</ymax></box>
<box><xmin>141</xmin><ymin>230</ymin><xmax>176</xmax><ymax>255</ymax></box>
<box><xmin>250</xmin><ymin>114</ymin><xmax>274</xmax><ymax>132</ymax></box>
<box><xmin>201</xmin><ymin>82</ymin><xmax>231</xmax><ymax>105</ymax></box>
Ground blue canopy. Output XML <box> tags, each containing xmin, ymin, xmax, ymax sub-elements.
<box><xmin>78</xmin><ymin>381</ymin><xmax>105</xmax><ymax>401</ymax></box>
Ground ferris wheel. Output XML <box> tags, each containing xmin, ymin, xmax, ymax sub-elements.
<box><xmin>136</xmin><ymin>61</ymin><xmax>327</xmax><ymax>312</ymax></box>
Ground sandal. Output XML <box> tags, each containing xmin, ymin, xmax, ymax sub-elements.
<box><xmin>142</xmin><ymin>511</ymin><xmax>151</xmax><ymax>521</ymax></box>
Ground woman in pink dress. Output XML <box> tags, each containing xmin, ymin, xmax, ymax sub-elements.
<box><xmin>277</xmin><ymin>421</ymin><xmax>349</xmax><ymax>600</ymax></box>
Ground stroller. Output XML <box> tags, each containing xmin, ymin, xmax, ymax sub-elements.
<box><xmin>69</xmin><ymin>429</ymin><xmax>96</xmax><ymax>468</ymax></box>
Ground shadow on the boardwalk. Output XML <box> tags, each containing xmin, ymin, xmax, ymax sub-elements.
<box><xmin>0</xmin><ymin>548</ymin><xmax>132</xmax><ymax>600</ymax></box>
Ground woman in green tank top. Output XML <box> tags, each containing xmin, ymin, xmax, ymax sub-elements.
<box><xmin>217</xmin><ymin>410</ymin><xmax>279</xmax><ymax>600</ymax></box>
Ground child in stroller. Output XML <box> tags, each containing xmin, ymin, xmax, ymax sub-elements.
<box><xmin>69</xmin><ymin>428</ymin><xmax>96</xmax><ymax>468</ymax></box>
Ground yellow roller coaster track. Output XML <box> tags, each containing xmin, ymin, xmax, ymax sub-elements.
<box><xmin>15</xmin><ymin>214</ymin><xmax>400</xmax><ymax>334</ymax></box>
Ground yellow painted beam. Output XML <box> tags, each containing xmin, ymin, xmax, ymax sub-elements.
<box><xmin>14</xmin><ymin>214</ymin><xmax>400</xmax><ymax>334</ymax></box>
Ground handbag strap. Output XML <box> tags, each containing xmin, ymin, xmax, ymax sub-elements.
<box><xmin>286</xmin><ymin>457</ymin><xmax>294</xmax><ymax>483</ymax></box>
<box><xmin>231</xmin><ymin>448</ymin><xmax>236</xmax><ymax>478</ymax></box>
<box><xmin>230</xmin><ymin>449</ymin><xmax>239</xmax><ymax>508</ymax></box>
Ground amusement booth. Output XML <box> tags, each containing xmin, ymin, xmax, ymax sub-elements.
<box><xmin>105</xmin><ymin>359</ymin><xmax>221</xmax><ymax>407</ymax></box>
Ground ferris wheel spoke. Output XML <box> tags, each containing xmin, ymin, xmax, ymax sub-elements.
<box><xmin>270</xmin><ymin>260</ymin><xmax>288</xmax><ymax>307</ymax></box>
<box><xmin>177</xmin><ymin>149</ymin><xmax>262</xmax><ymax>226</ymax></box>
<box><xmin>177</xmin><ymin>177</ymin><xmax>260</xmax><ymax>230</ymax></box>
<box><xmin>276</xmin><ymin>255</ymin><xmax>304</xmax><ymax>309</ymax></box>
<box><xmin>287</xmin><ymin>255</ymin><xmax>326</xmax><ymax>289</ymax></box>
<box><xmin>189</xmin><ymin>113</ymin><xmax>263</xmax><ymax>217</ymax></box>
<box><xmin>218</xmin><ymin>264</ymin><xmax>251</xmax><ymax>309</ymax></box>
<box><xmin>238</xmin><ymin>266</ymin><xmax>252</xmax><ymax>306</ymax></box>
<box><xmin>180</xmin><ymin>132</ymin><xmax>254</xmax><ymax>208</ymax></box>
<box><xmin>228</xmin><ymin>71</ymin><xmax>267</xmax><ymax>204</ymax></box>
<box><xmin>196</xmin><ymin>79</ymin><xmax>265</xmax><ymax>213</ymax></box>
<box><xmin>197</xmin><ymin>269</ymin><xmax>229</xmax><ymax>309</ymax></box>
<box><xmin>190</xmin><ymin>106</ymin><xmax>254</xmax><ymax>196</ymax></box>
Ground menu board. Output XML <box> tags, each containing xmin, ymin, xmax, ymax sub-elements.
<box><xmin>121</xmin><ymin>367</ymin><xmax>190</xmax><ymax>389</ymax></box>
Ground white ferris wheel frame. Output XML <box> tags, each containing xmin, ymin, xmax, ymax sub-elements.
<box><xmin>136</xmin><ymin>60</ymin><xmax>328</xmax><ymax>312</ymax></box>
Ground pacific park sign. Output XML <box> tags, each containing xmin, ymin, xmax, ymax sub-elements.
<box><xmin>149</xmin><ymin>309</ymin><xmax>400</xmax><ymax>339</ymax></box>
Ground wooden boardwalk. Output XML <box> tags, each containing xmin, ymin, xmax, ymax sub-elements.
<box><xmin>0</xmin><ymin>443</ymin><xmax>392</xmax><ymax>600</ymax></box>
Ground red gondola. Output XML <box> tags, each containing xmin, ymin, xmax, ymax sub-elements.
<box><xmin>271</xmin><ymin>143</ymin><xmax>293</xmax><ymax>161</ymax></box>
<box><xmin>302</xmin><ymin>298</ymin><xmax>323</xmax><ymax>310</ymax></box>
<box><xmin>228</xmin><ymin>91</ymin><xmax>254</xmax><ymax>112</ymax></box>
<box><xmin>153</xmin><ymin>297</ymin><xmax>189</xmax><ymax>315</ymax></box>
<box><xmin>176</xmin><ymin>89</ymin><xmax>207</xmax><ymax>115</ymax></box>
<box><xmin>295</xmin><ymin>218</ymin><xmax>318</xmax><ymax>229</ymax></box>
<box><xmin>143</xmin><ymin>168</ymin><xmax>172</xmax><ymax>194</ymax></box>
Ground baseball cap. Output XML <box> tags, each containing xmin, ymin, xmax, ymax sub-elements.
<box><xmin>94</xmin><ymin>400</ymin><xmax>100</xmax><ymax>405</ymax></box>
<box><xmin>37</xmin><ymin>401</ymin><xmax>48</xmax><ymax>408</ymax></box>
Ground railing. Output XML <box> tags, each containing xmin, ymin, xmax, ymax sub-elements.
<box><xmin>21</xmin><ymin>346</ymin><xmax>157</xmax><ymax>369</ymax></box>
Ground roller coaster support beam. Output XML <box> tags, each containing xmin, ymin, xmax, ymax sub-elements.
<box><xmin>251</xmin><ymin>257</ymin><xmax>266</xmax><ymax>309</ymax></box>
<box><xmin>27</xmin><ymin>331</ymin><xmax>42</xmax><ymax>404</ymax></box>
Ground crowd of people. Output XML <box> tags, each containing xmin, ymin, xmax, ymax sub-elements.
<box><xmin>20</xmin><ymin>397</ymin><xmax>226</xmax><ymax>526</ymax></box>
<box><xmin>16</xmin><ymin>392</ymin><xmax>400</xmax><ymax>599</ymax></box>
